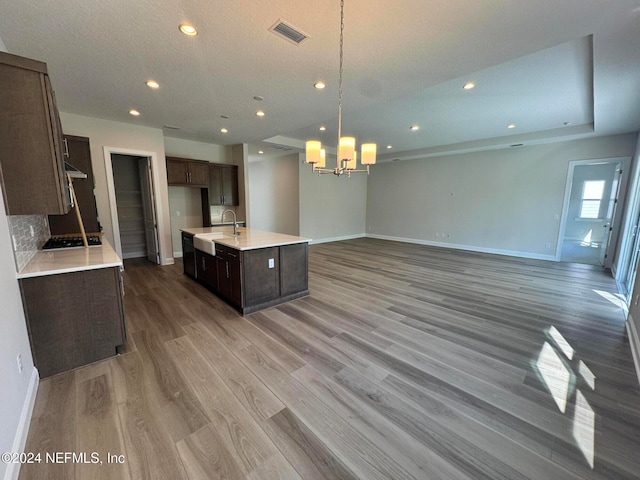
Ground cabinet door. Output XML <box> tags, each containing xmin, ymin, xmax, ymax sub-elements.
<box><xmin>20</xmin><ymin>267</ymin><xmax>124</xmax><ymax>378</ymax></box>
<box><xmin>227</xmin><ymin>249</ymin><xmax>243</xmax><ymax>307</ymax></box>
<box><xmin>196</xmin><ymin>250</ymin><xmax>217</xmax><ymax>290</ymax></box>
<box><xmin>188</xmin><ymin>162</ymin><xmax>209</xmax><ymax>187</ymax></box>
<box><xmin>209</xmin><ymin>165</ymin><xmax>223</xmax><ymax>205</ymax></box>
<box><xmin>182</xmin><ymin>233</ymin><xmax>196</xmax><ymax>278</ymax></box>
<box><xmin>216</xmin><ymin>254</ymin><xmax>231</xmax><ymax>299</ymax></box>
<box><xmin>0</xmin><ymin>52</ymin><xmax>70</xmax><ymax>215</ymax></box>
<box><xmin>167</xmin><ymin>158</ymin><xmax>188</xmax><ymax>185</ymax></box>
<box><xmin>48</xmin><ymin>135</ymin><xmax>100</xmax><ymax>234</ymax></box>
<box><xmin>221</xmin><ymin>165</ymin><xmax>239</xmax><ymax>206</ymax></box>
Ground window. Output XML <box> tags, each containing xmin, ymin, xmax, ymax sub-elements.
<box><xmin>579</xmin><ymin>180</ymin><xmax>605</xmax><ymax>219</ymax></box>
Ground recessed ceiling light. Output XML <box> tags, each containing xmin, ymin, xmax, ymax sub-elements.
<box><xmin>146</xmin><ymin>80</ymin><xmax>159</xmax><ymax>89</ymax></box>
<box><xmin>179</xmin><ymin>23</ymin><xmax>198</xmax><ymax>36</ymax></box>
<box><xmin>253</xmin><ymin>96</ymin><xmax>264</xmax><ymax>101</ymax></box>
<box><xmin>410</xmin><ymin>125</ymin><xmax>419</xmax><ymax>131</ymax></box>
<box><xmin>220</xmin><ymin>128</ymin><xmax>228</xmax><ymax>133</ymax></box>
<box><xmin>386</xmin><ymin>145</ymin><xmax>392</xmax><ymax>149</ymax></box>
<box><xmin>256</xmin><ymin>110</ymin><xmax>265</xmax><ymax>117</ymax></box>
<box><xmin>507</xmin><ymin>124</ymin><xmax>516</xmax><ymax>129</ymax></box>
<box><xmin>221</xmin><ymin>115</ymin><xmax>230</xmax><ymax>119</ymax></box>
<box><xmin>129</xmin><ymin>109</ymin><xmax>140</xmax><ymax>116</ymax></box>
<box><xmin>319</xmin><ymin>126</ymin><xmax>326</xmax><ymax>131</ymax></box>
<box><xmin>314</xmin><ymin>82</ymin><xmax>326</xmax><ymax>89</ymax></box>
<box><xmin>258</xmin><ymin>150</ymin><xmax>264</xmax><ymax>154</ymax></box>
<box><xmin>463</xmin><ymin>82</ymin><xmax>475</xmax><ymax>90</ymax></box>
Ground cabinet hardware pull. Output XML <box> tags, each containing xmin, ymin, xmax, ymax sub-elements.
<box><xmin>226</xmin><ymin>262</ymin><xmax>229</xmax><ymax>278</ymax></box>
<box><xmin>228</xmin><ymin>252</ymin><xmax>237</xmax><ymax>258</ymax></box>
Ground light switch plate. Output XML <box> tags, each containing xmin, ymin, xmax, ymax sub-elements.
<box><xmin>268</xmin><ymin>258</ymin><xmax>274</xmax><ymax>268</ymax></box>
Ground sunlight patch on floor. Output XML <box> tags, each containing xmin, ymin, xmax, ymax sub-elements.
<box><xmin>535</xmin><ymin>342</ymin><xmax>573</xmax><ymax>413</ymax></box>
<box><xmin>573</xmin><ymin>390</ymin><xmax>596</xmax><ymax>468</ymax></box>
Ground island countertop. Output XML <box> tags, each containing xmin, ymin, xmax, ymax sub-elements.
<box><xmin>17</xmin><ymin>239</ymin><xmax>123</xmax><ymax>279</ymax></box>
<box><xmin>181</xmin><ymin>226</ymin><xmax>311</xmax><ymax>251</ymax></box>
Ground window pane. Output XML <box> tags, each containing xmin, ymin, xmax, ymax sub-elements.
<box><xmin>582</xmin><ymin>180</ymin><xmax>605</xmax><ymax>200</ymax></box>
<box><xmin>580</xmin><ymin>200</ymin><xmax>601</xmax><ymax>219</ymax></box>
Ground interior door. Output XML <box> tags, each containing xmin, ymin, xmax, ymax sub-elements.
<box><xmin>138</xmin><ymin>158</ymin><xmax>160</xmax><ymax>264</ymax></box>
<box><xmin>600</xmin><ymin>164</ymin><xmax>623</xmax><ymax>267</ymax></box>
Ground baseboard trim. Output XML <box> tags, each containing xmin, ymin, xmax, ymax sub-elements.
<box><xmin>626</xmin><ymin>315</ymin><xmax>640</xmax><ymax>386</ymax></box>
<box><xmin>365</xmin><ymin>234</ymin><xmax>557</xmax><ymax>261</ymax></box>
<box><xmin>309</xmin><ymin>234</ymin><xmax>365</xmax><ymax>245</ymax></box>
<box><xmin>173</xmin><ymin>251</ymin><xmax>183</xmax><ymax>259</ymax></box>
<box><xmin>4</xmin><ymin>367</ymin><xmax>39</xmax><ymax>480</ymax></box>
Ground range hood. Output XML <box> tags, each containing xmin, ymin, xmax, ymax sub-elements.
<box><xmin>65</xmin><ymin>161</ymin><xmax>87</xmax><ymax>179</ymax></box>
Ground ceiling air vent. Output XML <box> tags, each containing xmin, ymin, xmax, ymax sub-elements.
<box><xmin>269</xmin><ymin>144</ymin><xmax>293</xmax><ymax>152</ymax></box>
<box><xmin>269</xmin><ymin>19</ymin><xmax>309</xmax><ymax>45</ymax></box>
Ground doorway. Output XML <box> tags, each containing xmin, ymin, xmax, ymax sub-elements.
<box><xmin>557</xmin><ymin>158</ymin><xmax>629</xmax><ymax>268</ymax></box>
<box><xmin>105</xmin><ymin>149</ymin><xmax>160</xmax><ymax>264</ymax></box>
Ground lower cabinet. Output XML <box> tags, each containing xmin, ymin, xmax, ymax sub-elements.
<box><xmin>19</xmin><ymin>266</ymin><xmax>126</xmax><ymax>378</ymax></box>
<box><xmin>196</xmin><ymin>249</ymin><xmax>217</xmax><ymax>290</ymax></box>
<box><xmin>214</xmin><ymin>244</ymin><xmax>242</xmax><ymax>307</ymax></box>
<box><xmin>187</xmin><ymin>241</ymin><xmax>309</xmax><ymax>314</ymax></box>
<box><xmin>182</xmin><ymin>232</ymin><xmax>196</xmax><ymax>279</ymax></box>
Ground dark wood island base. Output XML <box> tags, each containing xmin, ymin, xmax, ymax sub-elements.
<box><xmin>182</xmin><ymin>231</ymin><xmax>309</xmax><ymax>315</ymax></box>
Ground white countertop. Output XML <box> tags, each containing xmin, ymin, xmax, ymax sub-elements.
<box><xmin>17</xmin><ymin>239</ymin><xmax>123</xmax><ymax>279</ymax></box>
<box><xmin>182</xmin><ymin>226</ymin><xmax>310</xmax><ymax>251</ymax></box>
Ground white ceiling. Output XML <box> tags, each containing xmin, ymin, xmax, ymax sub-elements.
<box><xmin>1</xmin><ymin>0</ymin><xmax>639</xmax><ymax>162</ymax></box>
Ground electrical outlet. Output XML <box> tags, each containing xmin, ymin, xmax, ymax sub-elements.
<box><xmin>176</xmin><ymin>211</ymin><xmax>181</xmax><ymax>217</ymax></box>
<box><xmin>268</xmin><ymin>258</ymin><xmax>275</xmax><ymax>269</ymax></box>
<box><xmin>29</xmin><ymin>225</ymin><xmax>35</xmax><ymax>237</ymax></box>
<box><xmin>17</xmin><ymin>354</ymin><xmax>23</xmax><ymax>374</ymax></box>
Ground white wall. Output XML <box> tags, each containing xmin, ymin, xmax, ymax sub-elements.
<box><xmin>249</xmin><ymin>154</ymin><xmax>300</xmax><ymax>235</ymax></box>
<box><xmin>299</xmin><ymin>154</ymin><xmax>368</xmax><ymax>242</ymax></box>
<box><xmin>366</xmin><ymin>134</ymin><xmax>637</xmax><ymax>259</ymax></box>
<box><xmin>0</xmin><ymin>35</ymin><xmax>38</xmax><ymax>480</ymax></box>
<box><xmin>59</xmin><ymin>113</ymin><xmax>173</xmax><ymax>264</ymax></box>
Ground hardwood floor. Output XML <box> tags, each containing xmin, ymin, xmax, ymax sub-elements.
<box><xmin>18</xmin><ymin>238</ymin><xmax>640</xmax><ymax>479</ymax></box>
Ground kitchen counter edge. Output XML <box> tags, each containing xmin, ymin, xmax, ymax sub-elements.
<box><xmin>181</xmin><ymin>227</ymin><xmax>311</xmax><ymax>251</ymax></box>
<box><xmin>17</xmin><ymin>239</ymin><xmax>123</xmax><ymax>279</ymax></box>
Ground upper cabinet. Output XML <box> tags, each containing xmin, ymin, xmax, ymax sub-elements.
<box><xmin>209</xmin><ymin>164</ymin><xmax>239</xmax><ymax>206</ymax></box>
<box><xmin>48</xmin><ymin>135</ymin><xmax>100</xmax><ymax>234</ymax></box>
<box><xmin>166</xmin><ymin>156</ymin><xmax>209</xmax><ymax>187</ymax></box>
<box><xmin>0</xmin><ymin>51</ymin><xmax>71</xmax><ymax>215</ymax></box>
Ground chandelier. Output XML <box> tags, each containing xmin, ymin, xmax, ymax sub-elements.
<box><xmin>305</xmin><ymin>0</ymin><xmax>376</xmax><ymax>176</ymax></box>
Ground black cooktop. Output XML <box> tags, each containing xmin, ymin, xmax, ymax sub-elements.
<box><xmin>42</xmin><ymin>235</ymin><xmax>102</xmax><ymax>249</ymax></box>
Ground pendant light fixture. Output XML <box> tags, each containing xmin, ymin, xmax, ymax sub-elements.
<box><xmin>305</xmin><ymin>0</ymin><xmax>376</xmax><ymax>176</ymax></box>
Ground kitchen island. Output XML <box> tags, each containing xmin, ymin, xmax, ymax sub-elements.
<box><xmin>181</xmin><ymin>226</ymin><xmax>310</xmax><ymax>314</ymax></box>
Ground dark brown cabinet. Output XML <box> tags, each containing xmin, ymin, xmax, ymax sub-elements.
<box><xmin>0</xmin><ymin>51</ymin><xmax>71</xmax><ymax>215</ymax></box>
<box><xmin>166</xmin><ymin>156</ymin><xmax>209</xmax><ymax>187</ymax></box>
<box><xmin>20</xmin><ymin>267</ymin><xmax>126</xmax><ymax>378</ymax></box>
<box><xmin>196</xmin><ymin>249</ymin><xmax>217</xmax><ymax>290</ymax></box>
<box><xmin>187</xmin><ymin>237</ymin><xmax>309</xmax><ymax>314</ymax></box>
<box><xmin>48</xmin><ymin>135</ymin><xmax>100</xmax><ymax>234</ymax></box>
<box><xmin>209</xmin><ymin>164</ymin><xmax>239</xmax><ymax>206</ymax></box>
<box><xmin>182</xmin><ymin>232</ymin><xmax>196</xmax><ymax>279</ymax></box>
<box><xmin>215</xmin><ymin>244</ymin><xmax>243</xmax><ymax>307</ymax></box>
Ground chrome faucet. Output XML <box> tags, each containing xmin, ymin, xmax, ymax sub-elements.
<box><xmin>222</xmin><ymin>209</ymin><xmax>239</xmax><ymax>235</ymax></box>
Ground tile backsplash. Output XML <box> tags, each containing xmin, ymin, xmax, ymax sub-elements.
<box><xmin>8</xmin><ymin>214</ymin><xmax>50</xmax><ymax>271</ymax></box>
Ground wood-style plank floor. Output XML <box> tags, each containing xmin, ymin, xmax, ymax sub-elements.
<box><xmin>19</xmin><ymin>238</ymin><xmax>640</xmax><ymax>479</ymax></box>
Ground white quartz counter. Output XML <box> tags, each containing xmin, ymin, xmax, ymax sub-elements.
<box><xmin>182</xmin><ymin>226</ymin><xmax>310</xmax><ymax>251</ymax></box>
<box><xmin>17</xmin><ymin>239</ymin><xmax>123</xmax><ymax>279</ymax></box>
